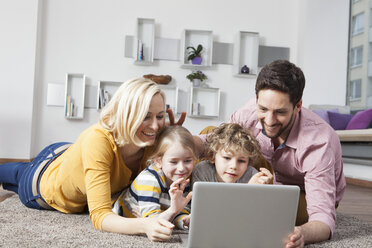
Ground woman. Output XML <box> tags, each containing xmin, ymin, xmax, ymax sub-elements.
<box><xmin>0</xmin><ymin>78</ymin><xmax>183</xmax><ymax>241</ymax></box>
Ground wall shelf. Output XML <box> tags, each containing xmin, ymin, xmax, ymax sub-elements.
<box><xmin>160</xmin><ymin>85</ymin><xmax>187</xmax><ymax>114</ymax></box>
<box><xmin>134</xmin><ymin>18</ymin><xmax>155</xmax><ymax>65</ymax></box>
<box><xmin>97</xmin><ymin>80</ymin><xmax>123</xmax><ymax>110</ymax></box>
<box><xmin>233</xmin><ymin>31</ymin><xmax>259</xmax><ymax>77</ymax></box>
<box><xmin>181</xmin><ymin>29</ymin><xmax>213</xmax><ymax>68</ymax></box>
<box><xmin>189</xmin><ymin>86</ymin><xmax>220</xmax><ymax>118</ymax></box>
<box><xmin>64</xmin><ymin>73</ymin><xmax>86</xmax><ymax>119</ymax></box>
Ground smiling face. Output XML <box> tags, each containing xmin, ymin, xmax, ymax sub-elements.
<box><xmin>214</xmin><ymin>149</ymin><xmax>249</xmax><ymax>183</ymax></box>
<box><xmin>257</xmin><ymin>89</ymin><xmax>301</xmax><ymax>145</ymax></box>
<box><xmin>155</xmin><ymin>141</ymin><xmax>194</xmax><ymax>185</ymax></box>
<box><xmin>135</xmin><ymin>93</ymin><xmax>166</xmax><ymax>146</ymax></box>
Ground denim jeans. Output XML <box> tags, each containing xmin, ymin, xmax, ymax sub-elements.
<box><xmin>0</xmin><ymin>142</ymin><xmax>71</xmax><ymax>210</ymax></box>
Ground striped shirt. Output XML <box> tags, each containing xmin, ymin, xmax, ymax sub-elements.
<box><xmin>112</xmin><ymin>163</ymin><xmax>191</xmax><ymax>229</ymax></box>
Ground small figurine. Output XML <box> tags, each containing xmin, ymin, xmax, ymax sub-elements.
<box><xmin>241</xmin><ymin>65</ymin><xmax>250</xmax><ymax>74</ymax></box>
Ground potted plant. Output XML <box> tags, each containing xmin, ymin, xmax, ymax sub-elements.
<box><xmin>186</xmin><ymin>70</ymin><xmax>207</xmax><ymax>87</ymax></box>
<box><xmin>187</xmin><ymin>44</ymin><xmax>203</xmax><ymax>65</ymax></box>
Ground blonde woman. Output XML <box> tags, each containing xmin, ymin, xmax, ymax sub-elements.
<box><xmin>0</xmin><ymin>78</ymin><xmax>184</xmax><ymax>241</ymax></box>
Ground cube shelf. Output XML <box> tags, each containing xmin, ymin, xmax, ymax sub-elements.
<box><xmin>64</xmin><ymin>73</ymin><xmax>86</xmax><ymax>119</ymax></box>
<box><xmin>97</xmin><ymin>80</ymin><xmax>123</xmax><ymax>110</ymax></box>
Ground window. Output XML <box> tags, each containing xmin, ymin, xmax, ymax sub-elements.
<box><xmin>350</xmin><ymin>46</ymin><xmax>363</xmax><ymax>68</ymax></box>
<box><xmin>352</xmin><ymin>12</ymin><xmax>364</xmax><ymax>35</ymax></box>
<box><xmin>349</xmin><ymin>79</ymin><xmax>362</xmax><ymax>101</ymax></box>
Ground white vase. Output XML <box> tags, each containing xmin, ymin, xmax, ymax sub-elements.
<box><xmin>192</xmin><ymin>79</ymin><xmax>201</xmax><ymax>87</ymax></box>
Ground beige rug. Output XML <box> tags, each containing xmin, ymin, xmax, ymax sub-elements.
<box><xmin>1</xmin><ymin>194</ymin><xmax>371</xmax><ymax>247</ymax></box>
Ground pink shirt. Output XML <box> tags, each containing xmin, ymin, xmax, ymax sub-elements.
<box><xmin>220</xmin><ymin>99</ymin><xmax>345</xmax><ymax>234</ymax></box>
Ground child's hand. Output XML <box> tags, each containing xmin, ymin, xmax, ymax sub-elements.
<box><xmin>248</xmin><ymin>168</ymin><xmax>273</xmax><ymax>184</ymax></box>
<box><xmin>169</xmin><ymin>178</ymin><xmax>192</xmax><ymax>213</ymax></box>
<box><xmin>182</xmin><ymin>215</ymin><xmax>191</xmax><ymax>229</ymax></box>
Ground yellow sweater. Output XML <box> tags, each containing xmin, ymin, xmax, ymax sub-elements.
<box><xmin>39</xmin><ymin>123</ymin><xmax>152</xmax><ymax>230</ymax></box>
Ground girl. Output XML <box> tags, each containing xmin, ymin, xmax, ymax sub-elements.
<box><xmin>112</xmin><ymin>125</ymin><xmax>196</xmax><ymax>232</ymax></box>
<box><xmin>192</xmin><ymin>123</ymin><xmax>273</xmax><ymax>184</ymax></box>
<box><xmin>0</xmin><ymin>78</ymin><xmax>184</xmax><ymax>241</ymax></box>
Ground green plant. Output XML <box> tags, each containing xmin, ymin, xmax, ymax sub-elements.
<box><xmin>186</xmin><ymin>70</ymin><xmax>208</xmax><ymax>82</ymax></box>
<box><xmin>187</xmin><ymin>44</ymin><xmax>203</xmax><ymax>61</ymax></box>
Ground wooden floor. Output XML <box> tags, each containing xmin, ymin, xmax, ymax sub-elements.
<box><xmin>1</xmin><ymin>183</ymin><xmax>372</xmax><ymax>224</ymax></box>
<box><xmin>336</xmin><ymin>183</ymin><xmax>372</xmax><ymax>224</ymax></box>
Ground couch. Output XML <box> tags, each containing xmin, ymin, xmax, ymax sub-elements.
<box><xmin>308</xmin><ymin>104</ymin><xmax>372</xmax><ymax>166</ymax></box>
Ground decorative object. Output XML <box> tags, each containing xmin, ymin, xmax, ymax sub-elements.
<box><xmin>186</xmin><ymin>70</ymin><xmax>207</xmax><ymax>87</ymax></box>
<box><xmin>143</xmin><ymin>74</ymin><xmax>172</xmax><ymax>84</ymax></box>
<box><xmin>187</xmin><ymin>44</ymin><xmax>203</xmax><ymax>65</ymax></box>
<box><xmin>241</xmin><ymin>65</ymin><xmax>250</xmax><ymax>74</ymax></box>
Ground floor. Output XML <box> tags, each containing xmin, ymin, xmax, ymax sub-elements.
<box><xmin>336</xmin><ymin>183</ymin><xmax>372</xmax><ymax>224</ymax></box>
<box><xmin>1</xmin><ymin>183</ymin><xmax>372</xmax><ymax>224</ymax></box>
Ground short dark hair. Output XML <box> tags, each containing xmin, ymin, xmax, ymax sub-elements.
<box><xmin>255</xmin><ymin>60</ymin><xmax>305</xmax><ymax>106</ymax></box>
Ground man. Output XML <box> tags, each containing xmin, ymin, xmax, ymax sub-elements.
<box><xmin>195</xmin><ymin>60</ymin><xmax>346</xmax><ymax>247</ymax></box>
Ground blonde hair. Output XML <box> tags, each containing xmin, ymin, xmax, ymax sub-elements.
<box><xmin>149</xmin><ymin>126</ymin><xmax>197</xmax><ymax>164</ymax></box>
<box><xmin>100</xmin><ymin>77</ymin><xmax>165</xmax><ymax>147</ymax></box>
<box><xmin>205</xmin><ymin>123</ymin><xmax>261</xmax><ymax>163</ymax></box>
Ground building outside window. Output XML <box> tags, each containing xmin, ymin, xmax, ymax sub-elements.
<box><xmin>352</xmin><ymin>12</ymin><xmax>364</xmax><ymax>35</ymax></box>
<box><xmin>347</xmin><ymin>0</ymin><xmax>372</xmax><ymax>109</ymax></box>
<box><xmin>350</xmin><ymin>46</ymin><xmax>363</xmax><ymax>68</ymax></box>
<box><xmin>349</xmin><ymin>79</ymin><xmax>362</xmax><ymax>101</ymax></box>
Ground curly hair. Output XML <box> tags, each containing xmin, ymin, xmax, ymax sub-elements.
<box><xmin>205</xmin><ymin>123</ymin><xmax>261</xmax><ymax>164</ymax></box>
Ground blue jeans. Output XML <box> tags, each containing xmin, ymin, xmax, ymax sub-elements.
<box><xmin>0</xmin><ymin>142</ymin><xmax>71</xmax><ymax>210</ymax></box>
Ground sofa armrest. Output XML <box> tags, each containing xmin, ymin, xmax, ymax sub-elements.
<box><xmin>336</xmin><ymin>129</ymin><xmax>372</xmax><ymax>142</ymax></box>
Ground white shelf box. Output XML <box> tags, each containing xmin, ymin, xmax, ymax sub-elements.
<box><xmin>233</xmin><ymin>31</ymin><xmax>259</xmax><ymax>77</ymax></box>
<box><xmin>160</xmin><ymin>85</ymin><xmax>187</xmax><ymax>114</ymax></box>
<box><xmin>189</xmin><ymin>86</ymin><xmax>220</xmax><ymax>118</ymax></box>
<box><xmin>97</xmin><ymin>80</ymin><xmax>123</xmax><ymax>110</ymax></box>
<box><xmin>64</xmin><ymin>73</ymin><xmax>86</xmax><ymax>119</ymax></box>
<box><xmin>181</xmin><ymin>29</ymin><xmax>213</xmax><ymax>68</ymax></box>
<box><xmin>134</xmin><ymin>18</ymin><xmax>155</xmax><ymax>65</ymax></box>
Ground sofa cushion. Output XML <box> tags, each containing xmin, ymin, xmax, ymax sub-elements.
<box><xmin>328</xmin><ymin>112</ymin><xmax>354</xmax><ymax>130</ymax></box>
<box><xmin>368</xmin><ymin>118</ymin><xmax>372</xmax><ymax>129</ymax></box>
<box><xmin>346</xmin><ymin>109</ymin><xmax>372</xmax><ymax>130</ymax></box>
<box><xmin>312</xmin><ymin>108</ymin><xmax>338</xmax><ymax>124</ymax></box>
<box><xmin>308</xmin><ymin>104</ymin><xmax>350</xmax><ymax>114</ymax></box>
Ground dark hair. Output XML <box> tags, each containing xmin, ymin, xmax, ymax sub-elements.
<box><xmin>255</xmin><ymin>60</ymin><xmax>305</xmax><ymax>106</ymax></box>
<box><xmin>205</xmin><ymin>123</ymin><xmax>261</xmax><ymax>164</ymax></box>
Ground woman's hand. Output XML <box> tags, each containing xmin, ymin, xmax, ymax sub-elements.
<box><xmin>168</xmin><ymin>178</ymin><xmax>192</xmax><ymax>213</ymax></box>
<box><xmin>144</xmin><ymin>218</ymin><xmax>175</xmax><ymax>242</ymax></box>
<box><xmin>248</xmin><ymin>168</ymin><xmax>273</xmax><ymax>184</ymax></box>
<box><xmin>166</xmin><ymin>108</ymin><xmax>186</xmax><ymax>126</ymax></box>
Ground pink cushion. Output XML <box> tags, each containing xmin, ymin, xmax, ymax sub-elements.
<box><xmin>346</xmin><ymin>109</ymin><xmax>372</xmax><ymax>130</ymax></box>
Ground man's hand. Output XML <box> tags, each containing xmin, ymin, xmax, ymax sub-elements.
<box><xmin>283</xmin><ymin>226</ymin><xmax>304</xmax><ymax>248</ymax></box>
<box><xmin>167</xmin><ymin>108</ymin><xmax>186</xmax><ymax>126</ymax></box>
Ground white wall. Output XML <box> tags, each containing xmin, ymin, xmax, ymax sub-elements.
<box><xmin>297</xmin><ymin>0</ymin><xmax>349</xmax><ymax>107</ymax></box>
<box><xmin>0</xmin><ymin>0</ymin><xmax>40</xmax><ymax>159</ymax></box>
<box><xmin>0</xmin><ymin>0</ymin><xmax>350</xmax><ymax>159</ymax></box>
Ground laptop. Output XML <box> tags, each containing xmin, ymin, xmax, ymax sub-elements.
<box><xmin>183</xmin><ymin>182</ymin><xmax>300</xmax><ymax>248</ymax></box>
